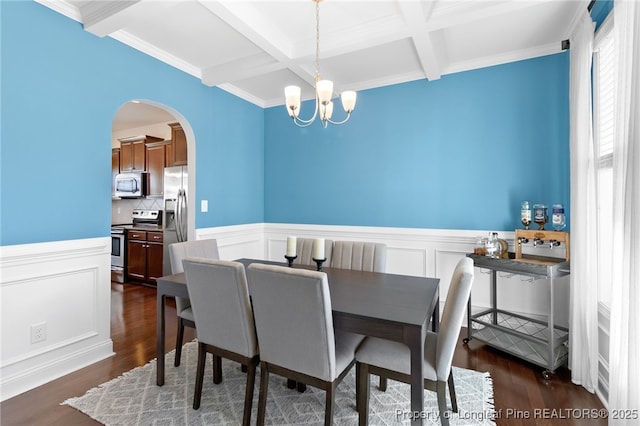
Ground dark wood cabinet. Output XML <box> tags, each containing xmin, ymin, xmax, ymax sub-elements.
<box><xmin>127</xmin><ymin>230</ymin><xmax>163</xmax><ymax>284</ymax></box>
<box><xmin>146</xmin><ymin>232</ymin><xmax>164</xmax><ymax>282</ymax></box>
<box><xmin>127</xmin><ymin>236</ymin><xmax>147</xmax><ymax>281</ymax></box>
<box><xmin>119</xmin><ymin>135</ymin><xmax>163</xmax><ymax>172</ymax></box>
<box><xmin>145</xmin><ymin>141</ymin><xmax>171</xmax><ymax>197</ymax></box>
<box><xmin>119</xmin><ymin>138</ymin><xmax>145</xmax><ymax>172</ymax></box>
<box><xmin>168</xmin><ymin>123</ymin><xmax>187</xmax><ymax>166</ymax></box>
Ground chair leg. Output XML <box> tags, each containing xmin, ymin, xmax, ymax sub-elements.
<box><xmin>379</xmin><ymin>375</ymin><xmax>388</xmax><ymax>391</ymax></box>
<box><xmin>447</xmin><ymin>372</ymin><xmax>458</xmax><ymax>413</ymax></box>
<box><xmin>242</xmin><ymin>358</ymin><xmax>257</xmax><ymax>426</ymax></box>
<box><xmin>436</xmin><ymin>380</ymin><xmax>450</xmax><ymax>426</ymax></box>
<box><xmin>213</xmin><ymin>355</ymin><xmax>222</xmax><ymax>384</ymax></box>
<box><xmin>324</xmin><ymin>384</ymin><xmax>335</xmax><ymax>426</ymax></box>
<box><xmin>193</xmin><ymin>343</ymin><xmax>207</xmax><ymax>409</ymax></box>
<box><xmin>257</xmin><ymin>362</ymin><xmax>269</xmax><ymax>426</ymax></box>
<box><xmin>355</xmin><ymin>363</ymin><xmax>360</xmax><ymax>413</ymax></box>
<box><xmin>174</xmin><ymin>317</ymin><xmax>185</xmax><ymax>367</ymax></box>
<box><xmin>356</xmin><ymin>362</ymin><xmax>370</xmax><ymax>426</ymax></box>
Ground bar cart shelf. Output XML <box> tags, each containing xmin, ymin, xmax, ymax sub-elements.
<box><xmin>465</xmin><ymin>250</ymin><xmax>570</xmax><ymax>380</ymax></box>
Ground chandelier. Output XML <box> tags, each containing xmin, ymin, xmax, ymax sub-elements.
<box><xmin>284</xmin><ymin>0</ymin><xmax>356</xmax><ymax>128</ymax></box>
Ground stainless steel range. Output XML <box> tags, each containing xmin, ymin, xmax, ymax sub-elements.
<box><xmin>110</xmin><ymin>209</ymin><xmax>162</xmax><ymax>283</ymax></box>
<box><xmin>110</xmin><ymin>226</ymin><xmax>128</xmax><ymax>283</ymax></box>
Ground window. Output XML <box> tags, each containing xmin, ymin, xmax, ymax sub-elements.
<box><xmin>593</xmin><ymin>14</ymin><xmax>616</xmax><ymax>307</ymax></box>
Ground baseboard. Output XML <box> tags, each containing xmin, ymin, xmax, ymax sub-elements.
<box><xmin>1</xmin><ymin>340</ymin><xmax>114</xmax><ymax>401</ymax></box>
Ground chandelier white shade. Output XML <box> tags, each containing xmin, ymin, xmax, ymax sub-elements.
<box><xmin>284</xmin><ymin>0</ymin><xmax>357</xmax><ymax>128</ymax></box>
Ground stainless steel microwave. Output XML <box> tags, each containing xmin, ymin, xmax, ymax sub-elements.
<box><xmin>114</xmin><ymin>172</ymin><xmax>147</xmax><ymax>198</ymax></box>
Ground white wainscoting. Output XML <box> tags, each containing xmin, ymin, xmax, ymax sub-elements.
<box><xmin>199</xmin><ymin>223</ymin><xmax>571</xmax><ymax>327</ymax></box>
<box><xmin>0</xmin><ymin>237</ymin><xmax>114</xmax><ymax>401</ymax></box>
<box><xmin>0</xmin><ymin>224</ymin><xmax>577</xmax><ymax>401</ymax></box>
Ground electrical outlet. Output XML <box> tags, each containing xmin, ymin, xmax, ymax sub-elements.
<box><xmin>31</xmin><ymin>322</ymin><xmax>47</xmax><ymax>343</ymax></box>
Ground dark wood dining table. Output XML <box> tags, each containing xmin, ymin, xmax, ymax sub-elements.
<box><xmin>156</xmin><ymin>258</ymin><xmax>440</xmax><ymax>426</ymax></box>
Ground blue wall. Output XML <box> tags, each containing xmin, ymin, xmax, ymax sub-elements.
<box><xmin>1</xmin><ymin>1</ymin><xmax>571</xmax><ymax>246</ymax></box>
<box><xmin>1</xmin><ymin>1</ymin><xmax>264</xmax><ymax>246</ymax></box>
<box><xmin>265</xmin><ymin>54</ymin><xmax>570</xmax><ymax>232</ymax></box>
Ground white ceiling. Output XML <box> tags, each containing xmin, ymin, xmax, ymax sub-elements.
<box><xmin>38</xmin><ymin>0</ymin><xmax>587</xmax><ymax>129</ymax></box>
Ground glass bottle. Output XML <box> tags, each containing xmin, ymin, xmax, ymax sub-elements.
<box><xmin>485</xmin><ymin>232</ymin><xmax>499</xmax><ymax>258</ymax></box>
<box><xmin>521</xmin><ymin>201</ymin><xmax>532</xmax><ymax>229</ymax></box>
<box><xmin>552</xmin><ymin>204</ymin><xmax>566</xmax><ymax>231</ymax></box>
<box><xmin>533</xmin><ymin>204</ymin><xmax>548</xmax><ymax>230</ymax></box>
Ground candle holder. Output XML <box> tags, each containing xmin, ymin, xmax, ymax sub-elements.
<box><xmin>284</xmin><ymin>255</ymin><xmax>297</xmax><ymax>268</ymax></box>
<box><xmin>312</xmin><ymin>257</ymin><xmax>327</xmax><ymax>271</ymax></box>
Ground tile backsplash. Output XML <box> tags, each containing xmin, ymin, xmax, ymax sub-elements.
<box><xmin>112</xmin><ymin>197</ymin><xmax>163</xmax><ymax>225</ymax></box>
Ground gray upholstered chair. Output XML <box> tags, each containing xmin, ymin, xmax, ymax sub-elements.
<box><xmin>330</xmin><ymin>240</ymin><xmax>388</xmax><ymax>389</ymax></box>
<box><xmin>182</xmin><ymin>258</ymin><xmax>259</xmax><ymax>426</ymax></box>
<box><xmin>247</xmin><ymin>263</ymin><xmax>364</xmax><ymax>426</ymax></box>
<box><xmin>168</xmin><ymin>239</ymin><xmax>220</xmax><ymax>366</ymax></box>
<box><xmin>355</xmin><ymin>257</ymin><xmax>474</xmax><ymax>426</ymax></box>
<box><xmin>331</xmin><ymin>241</ymin><xmax>387</xmax><ymax>272</ymax></box>
<box><xmin>294</xmin><ymin>237</ymin><xmax>334</xmax><ymax>266</ymax></box>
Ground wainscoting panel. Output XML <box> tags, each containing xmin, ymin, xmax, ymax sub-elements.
<box><xmin>196</xmin><ymin>223</ymin><xmax>265</xmax><ymax>261</ymax></box>
<box><xmin>0</xmin><ymin>237</ymin><xmax>113</xmax><ymax>401</ymax></box>
<box><xmin>386</xmin><ymin>247</ymin><xmax>427</xmax><ymax>277</ymax></box>
<box><xmin>0</xmin><ymin>224</ymin><xmax>582</xmax><ymax>402</ymax></box>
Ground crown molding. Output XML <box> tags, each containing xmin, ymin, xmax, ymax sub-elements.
<box><xmin>443</xmin><ymin>41</ymin><xmax>563</xmax><ymax>77</ymax></box>
<box><xmin>35</xmin><ymin>0</ymin><xmax>82</xmax><ymax>22</ymax></box>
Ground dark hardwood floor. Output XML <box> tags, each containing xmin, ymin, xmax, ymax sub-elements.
<box><xmin>1</xmin><ymin>282</ymin><xmax>606</xmax><ymax>425</ymax></box>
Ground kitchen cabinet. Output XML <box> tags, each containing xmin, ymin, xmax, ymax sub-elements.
<box><xmin>119</xmin><ymin>135</ymin><xmax>163</xmax><ymax>172</ymax></box>
<box><xmin>127</xmin><ymin>230</ymin><xmax>163</xmax><ymax>284</ymax></box>
<box><xmin>111</xmin><ymin>148</ymin><xmax>120</xmax><ymax>196</ymax></box>
<box><xmin>146</xmin><ymin>233</ymin><xmax>164</xmax><ymax>282</ymax></box>
<box><xmin>168</xmin><ymin>122</ymin><xmax>187</xmax><ymax>166</ymax></box>
<box><xmin>145</xmin><ymin>140</ymin><xmax>171</xmax><ymax>197</ymax></box>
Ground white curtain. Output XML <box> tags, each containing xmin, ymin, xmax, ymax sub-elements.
<box><xmin>568</xmin><ymin>9</ymin><xmax>599</xmax><ymax>392</ymax></box>
<box><xmin>609</xmin><ymin>1</ymin><xmax>640</xmax><ymax>423</ymax></box>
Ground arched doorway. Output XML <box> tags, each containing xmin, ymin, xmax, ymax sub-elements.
<box><xmin>111</xmin><ymin>100</ymin><xmax>196</xmax><ymax>280</ymax></box>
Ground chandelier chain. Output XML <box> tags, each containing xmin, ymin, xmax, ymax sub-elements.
<box><xmin>315</xmin><ymin>0</ymin><xmax>321</xmax><ymax>82</ymax></box>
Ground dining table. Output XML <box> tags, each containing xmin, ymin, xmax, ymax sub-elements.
<box><xmin>156</xmin><ymin>258</ymin><xmax>440</xmax><ymax>426</ymax></box>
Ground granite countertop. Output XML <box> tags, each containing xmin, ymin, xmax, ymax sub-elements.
<box><xmin>112</xmin><ymin>224</ymin><xmax>164</xmax><ymax>232</ymax></box>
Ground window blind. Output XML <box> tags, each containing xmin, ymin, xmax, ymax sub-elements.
<box><xmin>594</xmin><ymin>23</ymin><xmax>616</xmax><ymax>167</ymax></box>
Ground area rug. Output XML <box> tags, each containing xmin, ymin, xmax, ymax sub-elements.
<box><xmin>63</xmin><ymin>341</ymin><xmax>495</xmax><ymax>425</ymax></box>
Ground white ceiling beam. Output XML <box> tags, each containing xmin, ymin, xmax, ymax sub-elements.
<box><xmin>80</xmin><ymin>1</ymin><xmax>142</xmax><ymax>37</ymax></box>
<box><xmin>398</xmin><ymin>1</ymin><xmax>442</xmax><ymax>81</ymax></box>
<box><xmin>201</xmin><ymin>55</ymin><xmax>286</xmax><ymax>87</ymax></box>
<box><xmin>198</xmin><ymin>1</ymin><xmax>293</xmax><ymax>61</ymax></box>
<box><xmin>197</xmin><ymin>1</ymin><xmax>318</xmax><ymax>97</ymax></box>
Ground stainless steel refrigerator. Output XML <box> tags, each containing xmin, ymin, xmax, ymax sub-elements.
<box><xmin>163</xmin><ymin>165</ymin><xmax>188</xmax><ymax>275</ymax></box>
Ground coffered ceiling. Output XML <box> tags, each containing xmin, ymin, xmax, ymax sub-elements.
<box><xmin>38</xmin><ymin>0</ymin><xmax>586</xmax><ymax>112</ymax></box>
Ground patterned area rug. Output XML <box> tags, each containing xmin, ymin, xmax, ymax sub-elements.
<box><xmin>63</xmin><ymin>341</ymin><xmax>495</xmax><ymax>425</ymax></box>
